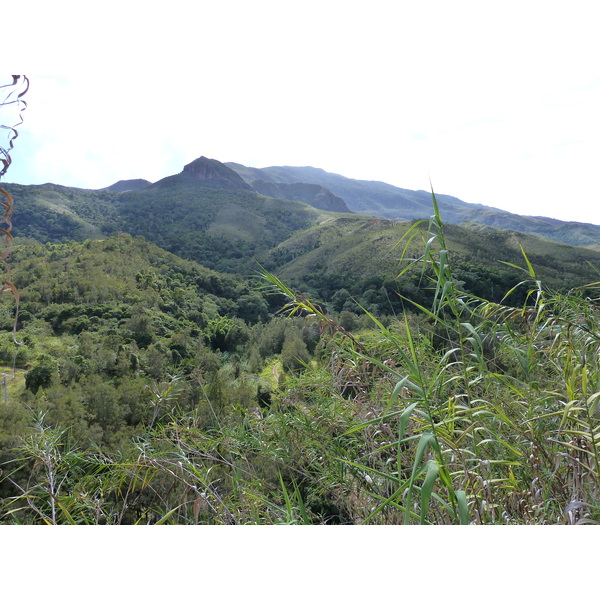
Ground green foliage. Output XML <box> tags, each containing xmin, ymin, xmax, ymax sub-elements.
<box><xmin>280</xmin><ymin>331</ymin><xmax>310</xmax><ymax>373</ymax></box>
<box><xmin>4</xmin><ymin>192</ymin><xmax>600</xmax><ymax>525</ymax></box>
<box><xmin>24</xmin><ymin>363</ymin><xmax>55</xmax><ymax>394</ymax></box>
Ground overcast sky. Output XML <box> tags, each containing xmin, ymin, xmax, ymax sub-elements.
<box><xmin>4</xmin><ymin>1</ymin><xmax>600</xmax><ymax>224</ymax></box>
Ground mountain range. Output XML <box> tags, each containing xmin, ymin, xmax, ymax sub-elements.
<box><xmin>88</xmin><ymin>156</ymin><xmax>600</xmax><ymax>247</ymax></box>
<box><xmin>9</xmin><ymin>155</ymin><xmax>599</xmax><ymax>246</ymax></box>
<box><xmin>4</xmin><ymin>155</ymin><xmax>600</xmax><ymax>308</ymax></box>
<box><xmin>226</xmin><ymin>162</ymin><xmax>600</xmax><ymax>247</ymax></box>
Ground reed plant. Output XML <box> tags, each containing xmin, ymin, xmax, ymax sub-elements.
<box><xmin>255</xmin><ymin>191</ymin><xmax>600</xmax><ymax>524</ymax></box>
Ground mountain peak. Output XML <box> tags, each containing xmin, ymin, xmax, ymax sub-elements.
<box><xmin>181</xmin><ymin>156</ymin><xmax>251</xmax><ymax>190</ymax></box>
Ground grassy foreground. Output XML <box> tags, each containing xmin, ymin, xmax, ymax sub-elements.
<box><xmin>2</xmin><ymin>196</ymin><xmax>600</xmax><ymax>525</ymax></box>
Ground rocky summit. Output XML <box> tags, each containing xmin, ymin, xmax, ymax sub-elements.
<box><xmin>180</xmin><ymin>156</ymin><xmax>251</xmax><ymax>190</ymax></box>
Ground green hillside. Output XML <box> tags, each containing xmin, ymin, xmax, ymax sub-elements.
<box><xmin>0</xmin><ymin>233</ymin><xmax>278</xmax><ymax>448</ymax></box>
<box><xmin>7</xmin><ymin>182</ymin><xmax>120</xmax><ymax>242</ymax></box>
<box><xmin>3</xmin><ymin>158</ymin><xmax>334</xmax><ymax>273</ymax></box>
<box><xmin>266</xmin><ymin>214</ymin><xmax>600</xmax><ymax>314</ymax></box>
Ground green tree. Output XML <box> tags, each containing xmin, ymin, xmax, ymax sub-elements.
<box><xmin>25</xmin><ymin>363</ymin><xmax>56</xmax><ymax>394</ymax></box>
<box><xmin>281</xmin><ymin>331</ymin><xmax>310</xmax><ymax>373</ymax></box>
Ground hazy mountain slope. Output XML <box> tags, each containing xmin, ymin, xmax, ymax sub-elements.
<box><xmin>7</xmin><ymin>156</ymin><xmax>600</xmax><ymax>287</ymax></box>
<box><xmin>223</xmin><ymin>162</ymin><xmax>275</xmax><ymax>184</ymax></box>
<box><xmin>460</xmin><ymin>216</ymin><xmax>600</xmax><ymax>246</ymax></box>
<box><xmin>170</xmin><ymin>156</ymin><xmax>253</xmax><ymax>191</ymax></box>
<box><xmin>227</xmin><ymin>163</ymin><xmax>489</xmax><ymax>219</ymax></box>
<box><xmin>109</xmin><ymin>158</ymin><xmax>334</xmax><ymax>272</ymax></box>
<box><xmin>227</xmin><ymin>163</ymin><xmax>600</xmax><ymax>246</ymax></box>
<box><xmin>250</xmin><ymin>180</ymin><xmax>351</xmax><ymax>213</ymax></box>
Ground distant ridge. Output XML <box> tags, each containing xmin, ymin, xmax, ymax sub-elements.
<box><xmin>103</xmin><ymin>179</ymin><xmax>152</xmax><ymax>192</ymax></box>
<box><xmin>7</xmin><ymin>156</ymin><xmax>600</xmax><ymax>250</ymax></box>
<box><xmin>227</xmin><ymin>161</ymin><xmax>600</xmax><ymax>246</ymax></box>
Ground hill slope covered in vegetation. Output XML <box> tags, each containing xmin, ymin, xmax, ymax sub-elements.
<box><xmin>3</xmin><ymin>158</ymin><xmax>335</xmax><ymax>273</ymax></box>
<box><xmin>2</xmin><ymin>208</ymin><xmax>600</xmax><ymax>525</ymax></box>
<box><xmin>264</xmin><ymin>214</ymin><xmax>600</xmax><ymax>314</ymax></box>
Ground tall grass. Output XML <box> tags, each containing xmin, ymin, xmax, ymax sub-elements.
<box><xmin>254</xmin><ymin>191</ymin><xmax>600</xmax><ymax>524</ymax></box>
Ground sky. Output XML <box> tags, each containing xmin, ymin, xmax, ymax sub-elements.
<box><xmin>4</xmin><ymin>1</ymin><xmax>600</xmax><ymax>224</ymax></box>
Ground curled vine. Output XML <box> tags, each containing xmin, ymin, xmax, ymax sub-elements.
<box><xmin>0</xmin><ymin>75</ymin><xmax>29</xmax><ymax>341</ymax></box>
